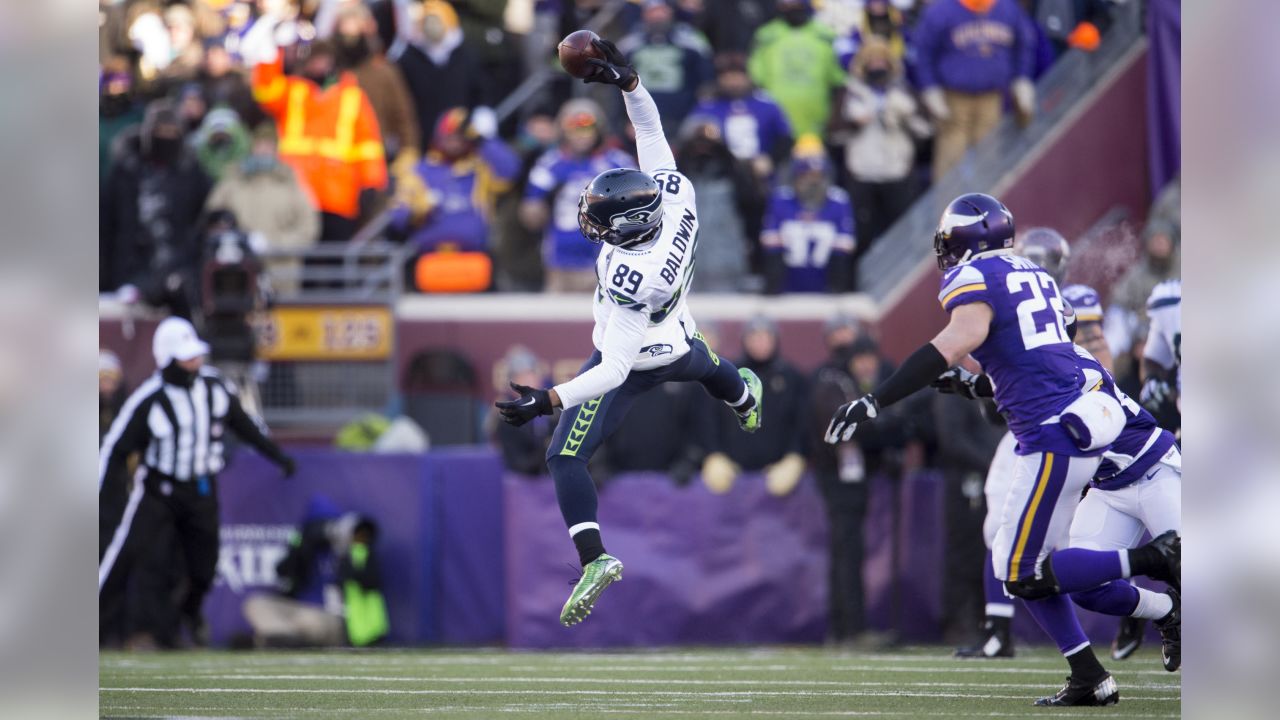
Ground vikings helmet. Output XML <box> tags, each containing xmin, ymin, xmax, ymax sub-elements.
<box><xmin>578</xmin><ymin>168</ymin><xmax>663</xmax><ymax>248</ymax></box>
<box><xmin>933</xmin><ymin>193</ymin><xmax>1015</xmax><ymax>270</ymax></box>
<box><xmin>1015</xmin><ymin>227</ymin><xmax>1071</xmax><ymax>283</ymax></box>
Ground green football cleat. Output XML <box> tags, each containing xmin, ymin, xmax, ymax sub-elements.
<box><xmin>736</xmin><ymin>368</ymin><xmax>763</xmax><ymax>432</ymax></box>
<box><xmin>560</xmin><ymin>554</ymin><xmax>624</xmax><ymax>627</ymax></box>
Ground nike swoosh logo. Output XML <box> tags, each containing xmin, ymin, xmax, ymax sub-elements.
<box><xmin>1145</xmin><ymin>468</ymin><xmax>1159</xmax><ymax>480</ymax></box>
<box><xmin>520</xmin><ymin>397</ymin><xmax>537</xmax><ymax>407</ymax></box>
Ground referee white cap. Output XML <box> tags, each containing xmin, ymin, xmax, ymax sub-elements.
<box><xmin>152</xmin><ymin>317</ymin><xmax>210</xmax><ymax>368</ymax></box>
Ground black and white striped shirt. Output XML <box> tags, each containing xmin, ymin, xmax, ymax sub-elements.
<box><xmin>98</xmin><ymin>367</ymin><xmax>286</xmax><ymax>489</ymax></box>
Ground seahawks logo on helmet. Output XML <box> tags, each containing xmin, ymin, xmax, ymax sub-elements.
<box><xmin>610</xmin><ymin>208</ymin><xmax>656</xmax><ymax>230</ymax></box>
<box><xmin>578</xmin><ymin>168</ymin><xmax>664</xmax><ymax>247</ymax></box>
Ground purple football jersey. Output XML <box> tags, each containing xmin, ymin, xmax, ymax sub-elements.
<box><xmin>1072</xmin><ymin>346</ymin><xmax>1178</xmax><ymax>491</ymax></box>
<box><xmin>938</xmin><ymin>253</ymin><xmax>1088</xmax><ymax>455</ymax></box>
<box><xmin>761</xmin><ymin>187</ymin><xmax>856</xmax><ymax>293</ymax></box>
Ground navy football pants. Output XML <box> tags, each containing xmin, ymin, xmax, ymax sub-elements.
<box><xmin>545</xmin><ymin>334</ymin><xmax>746</xmax><ymax>530</ymax></box>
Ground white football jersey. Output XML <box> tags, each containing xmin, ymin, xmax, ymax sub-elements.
<box><xmin>590</xmin><ymin>169</ymin><xmax>699</xmax><ymax>371</ymax></box>
<box><xmin>1144</xmin><ymin>279</ymin><xmax>1182</xmax><ymax>391</ymax></box>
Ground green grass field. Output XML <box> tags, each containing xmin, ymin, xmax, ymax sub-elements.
<box><xmin>100</xmin><ymin>646</ymin><xmax>1180</xmax><ymax>719</ymax></box>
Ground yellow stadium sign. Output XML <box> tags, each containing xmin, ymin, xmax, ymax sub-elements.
<box><xmin>254</xmin><ymin>306</ymin><xmax>393</xmax><ymax>361</ymax></box>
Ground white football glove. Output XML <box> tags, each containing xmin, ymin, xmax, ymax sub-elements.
<box><xmin>824</xmin><ymin>395</ymin><xmax>880</xmax><ymax>445</ymax></box>
<box><xmin>240</xmin><ymin>16</ymin><xmax>281</xmax><ymax>66</ymax></box>
<box><xmin>469</xmin><ymin>106</ymin><xmax>498</xmax><ymax>139</ymax></box>
<box><xmin>1011</xmin><ymin>77</ymin><xmax>1036</xmax><ymax>120</ymax></box>
<box><xmin>922</xmin><ymin>87</ymin><xmax>950</xmax><ymax>121</ymax></box>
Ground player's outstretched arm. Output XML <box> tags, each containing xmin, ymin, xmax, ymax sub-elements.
<box><xmin>496</xmin><ymin>309</ymin><xmax>649</xmax><ymax>425</ymax></box>
<box><xmin>584</xmin><ymin>38</ymin><xmax>676</xmax><ymax>174</ymax></box>
<box><xmin>825</xmin><ymin>303</ymin><xmax>992</xmax><ymax>443</ymax></box>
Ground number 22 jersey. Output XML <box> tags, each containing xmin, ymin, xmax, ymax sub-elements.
<box><xmin>939</xmin><ymin>252</ymin><xmax>1091</xmax><ymax>456</ymax></box>
<box><xmin>590</xmin><ymin>170</ymin><xmax>699</xmax><ymax>372</ymax></box>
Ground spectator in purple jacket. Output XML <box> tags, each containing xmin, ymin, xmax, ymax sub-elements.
<box><xmin>913</xmin><ymin>0</ymin><xmax>1037</xmax><ymax>179</ymax></box>
<box><xmin>391</xmin><ymin>107</ymin><xmax>520</xmax><ymax>257</ymax></box>
<box><xmin>761</xmin><ymin>138</ymin><xmax>856</xmax><ymax>294</ymax></box>
<box><xmin>689</xmin><ymin>53</ymin><xmax>793</xmax><ymax>181</ymax></box>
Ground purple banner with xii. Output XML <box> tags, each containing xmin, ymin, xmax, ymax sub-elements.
<box><xmin>206</xmin><ymin>447</ymin><xmax>506</xmax><ymax>646</ymax></box>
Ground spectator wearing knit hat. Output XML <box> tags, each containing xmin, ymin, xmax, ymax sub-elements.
<box><xmin>489</xmin><ymin>346</ymin><xmax>560</xmax><ymax>475</ymax></box>
<box><xmin>329</xmin><ymin>2</ymin><xmax>421</xmax><ymax>169</ymax></box>
<box><xmin>699</xmin><ymin>315</ymin><xmax>809</xmax><ymax>496</ymax></box>
<box><xmin>913</xmin><ymin>0</ymin><xmax>1037</xmax><ymax>179</ymax></box>
<box><xmin>391</xmin><ymin>1</ymin><xmax>485</xmax><ymax>154</ymax></box>
<box><xmin>761</xmin><ymin>136</ymin><xmax>856</xmax><ymax>293</ymax></box>
<box><xmin>205</xmin><ymin>123</ymin><xmax>320</xmax><ymax>295</ymax></box>
<box><xmin>839</xmin><ymin>36</ymin><xmax>930</xmax><ymax>257</ymax></box>
<box><xmin>748</xmin><ymin>0</ymin><xmax>847</xmax><ymax>138</ymax></box>
<box><xmin>617</xmin><ymin>0</ymin><xmax>715</xmax><ymax>137</ymax></box>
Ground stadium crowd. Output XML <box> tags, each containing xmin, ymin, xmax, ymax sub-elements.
<box><xmin>100</xmin><ymin>0</ymin><xmax>1125</xmax><ymax>301</ymax></box>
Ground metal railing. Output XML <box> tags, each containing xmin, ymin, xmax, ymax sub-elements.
<box><xmin>258</xmin><ymin>238</ymin><xmax>408</xmax><ymax>304</ymax></box>
<box><xmin>856</xmin><ymin>1</ymin><xmax>1146</xmax><ymax>301</ymax></box>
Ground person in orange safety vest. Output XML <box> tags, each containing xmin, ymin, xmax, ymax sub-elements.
<box><xmin>251</xmin><ymin>38</ymin><xmax>387</xmax><ymax>241</ymax></box>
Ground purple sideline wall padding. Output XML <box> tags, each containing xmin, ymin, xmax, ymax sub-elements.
<box><xmin>504</xmin><ymin>472</ymin><xmax>830</xmax><ymax>648</ymax></box>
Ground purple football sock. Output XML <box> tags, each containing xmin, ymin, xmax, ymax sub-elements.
<box><xmin>1048</xmin><ymin>548</ymin><xmax>1125</xmax><ymax>593</ymax></box>
<box><xmin>984</xmin><ymin>550</ymin><xmax>1015</xmax><ymax>616</ymax></box>
<box><xmin>1022</xmin><ymin>593</ymin><xmax>1090</xmax><ymax>655</ymax></box>
<box><xmin>1071</xmin><ymin>580</ymin><xmax>1141</xmax><ymax>617</ymax></box>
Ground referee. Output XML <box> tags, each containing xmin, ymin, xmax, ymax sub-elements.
<box><xmin>99</xmin><ymin>317</ymin><xmax>295</xmax><ymax>646</ymax></box>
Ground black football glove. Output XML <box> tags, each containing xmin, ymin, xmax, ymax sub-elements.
<box><xmin>824</xmin><ymin>394</ymin><xmax>880</xmax><ymax>444</ymax></box>
<box><xmin>1139</xmin><ymin>377</ymin><xmax>1173</xmax><ymax>412</ymax></box>
<box><xmin>932</xmin><ymin>367</ymin><xmax>994</xmax><ymax>400</ymax></box>
<box><xmin>583</xmin><ymin>38</ymin><xmax>638</xmax><ymax>89</ymax></box>
<box><xmin>495</xmin><ymin>382</ymin><xmax>554</xmax><ymax>427</ymax></box>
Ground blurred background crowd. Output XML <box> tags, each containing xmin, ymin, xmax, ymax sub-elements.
<box><xmin>100</xmin><ymin>0</ymin><xmax>1135</xmax><ymax>301</ymax></box>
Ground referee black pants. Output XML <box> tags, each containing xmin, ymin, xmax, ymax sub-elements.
<box><xmin>99</xmin><ymin>469</ymin><xmax>221</xmax><ymax>641</ymax></box>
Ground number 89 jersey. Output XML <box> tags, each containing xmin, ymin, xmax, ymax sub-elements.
<box><xmin>591</xmin><ymin>170</ymin><xmax>699</xmax><ymax>371</ymax></box>
<box><xmin>938</xmin><ymin>253</ymin><xmax>1091</xmax><ymax>456</ymax></box>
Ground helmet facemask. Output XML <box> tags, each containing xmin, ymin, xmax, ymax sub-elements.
<box><xmin>577</xmin><ymin>185</ymin><xmax>663</xmax><ymax>248</ymax></box>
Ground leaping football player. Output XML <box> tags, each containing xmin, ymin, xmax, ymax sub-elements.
<box><xmin>824</xmin><ymin>193</ymin><xmax>1180</xmax><ymax>706</ymax></box>
<box><xmin>495</xmin><ymin>38</ymin><xmax>764</xmax><ymax>628</ymax></box>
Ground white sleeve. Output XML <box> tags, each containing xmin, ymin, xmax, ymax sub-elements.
<box><xmin>553</xmin><ymin>307</ymin><xmax>649</xmax><ymax>409</ymax></box>
<box><xmin>622</xmin><ymin>80</ymin><xmax>677</xmax><ymax>174</ymax></box>
<box><xmin>1143</xmin><ymin>310</ymin><xmax>1176</xmax><ymax>370</ymax></box>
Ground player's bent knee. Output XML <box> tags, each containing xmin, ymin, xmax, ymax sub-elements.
<box><xmin>1004</xmin><ymin>574</ymin><xmax>1060</xmax><ymax>601</ymax></box>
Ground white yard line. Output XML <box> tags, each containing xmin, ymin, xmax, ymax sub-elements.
<box><xmin>110</xmin><ymin>673</ymin><xmax>1180</xmax><ymax>692</ymax></box>
<box><xmin>104</xmin><ymin>662</ymin><xmax>1177</xmax><ymax>677</ymax></box>
<box><xmin>100</xmin><ymin>686</ymin><xmax>1179</xmax><ymax>702</ymax></box>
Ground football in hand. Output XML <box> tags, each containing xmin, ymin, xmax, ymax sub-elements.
<box><xmin>558</xmin><ymin>30</ymin><xmax>603</xmax><ymax>79</ymax></box>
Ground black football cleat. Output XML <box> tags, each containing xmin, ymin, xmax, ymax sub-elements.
<box><xmin>1154</xmin><ymin>588</ymin><xmax>1181</xmax><ymax>671</ymax></box>
<box><xmin>1111</xmin><ymin>617</ymin><xmax>1146</xmax><ymax>660</ymax></box>
<box><xmin>1142</xmin><ymin>530</ymin><xmax>1181</xmax><ymax>591</ymax></box>
<box><xmin>1034</xmin><ymin>674</ymin><xmax>1120</xmax><ymax>707</ymax></box>
<box><xmin>955</xmin><ymin>616</ymin><xmax>1014</xmax><ymax>658</ymax></box>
